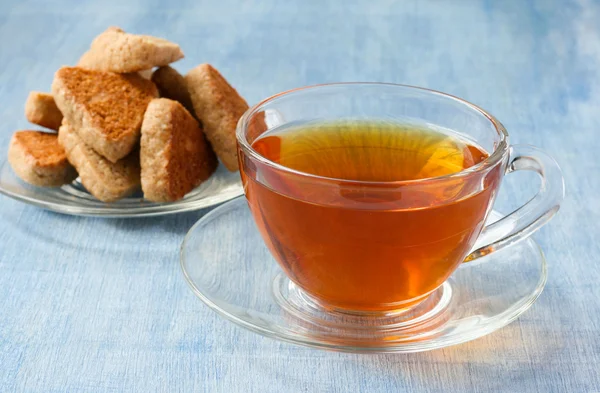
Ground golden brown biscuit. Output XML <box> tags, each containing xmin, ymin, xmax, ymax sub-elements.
<box><xmin>52</xmin><ymin>66</ymin><xmax>158</xmax><ymax>163</ymax></box>
<box><xmin>78</xmin><ymin>26</ymin><xmax>184</xmax><ymax>73</ymax></box>
<box><xmin>138</xmin><ymin>69</ymin><xmax>153</xmax><ymax>80</ymax></box>
<box><xmin>8</xmin><ymin>130</ymin><xmax>77</xmax><ymax>187</ymax></box>
<box><xmin>24</xmin><ymin>92</ymin><xmax>63</xmax><ymax>131</ymax></box>
<box><xmin>185</xmin><ymin>64</ymin><xmax>248</xmax><ymax>171</ymax></box>
<box><xmin>140</xmin><ymin>98</ymin><xmax>217</xmax><ymax>202</ymax></box>
<box><xmin>151</xmin><ymin>66</ymin><xmax>196</xmax><ymax>117</ymax></box>
<box><xmin>57</xmin><ymin>121</ymin><xmax>140</xmax><ymax>202</ymax></box>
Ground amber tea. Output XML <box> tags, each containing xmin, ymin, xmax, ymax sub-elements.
<box><xmin>244</xmin><ymin>121</ymin><xmax>499</xmax><ymax>311</ymax></box>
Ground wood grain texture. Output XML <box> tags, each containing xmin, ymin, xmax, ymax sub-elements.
<box><xmin>0</xmin><ymin>0</ymin><xmax>599</xmax><ymax>392</ymax></box>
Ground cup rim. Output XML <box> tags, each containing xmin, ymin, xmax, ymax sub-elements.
<box><xmin>236</xmin><ymin>82</ymin><xmax>509</xmax><ymax>186</ymax></box>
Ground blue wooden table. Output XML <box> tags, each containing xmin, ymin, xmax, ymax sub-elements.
<box><xmin>1</xmin><ymin>1</ymin><xmax>598</xmax><ymax>391</ymax></box>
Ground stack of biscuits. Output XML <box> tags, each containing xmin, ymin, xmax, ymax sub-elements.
<box><xmin>8</xmin><ymin>26</ymin><xmax>249</xmax><ymax>202</ymax></box>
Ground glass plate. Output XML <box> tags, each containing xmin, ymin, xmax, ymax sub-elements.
<box><xmin>0</xmin><ymin>158</ymin><xmax>243</xmax><ymax>217</ymax></box>
<box><xmin>181</xmin><ymin>197</ymin><xmax>547</xmax><ymax>353</ymax></box>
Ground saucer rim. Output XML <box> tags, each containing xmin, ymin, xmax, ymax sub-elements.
<box><xmin>0</xmin><ymin>158</ymin><xmax>244</xmax><ymax>217</ymax></box>
<box><xmin>180</xmin><ymin>196</ymin><xmax>547</xmax><ymax>353</ymax></box>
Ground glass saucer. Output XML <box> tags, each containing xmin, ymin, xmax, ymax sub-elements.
<box><xmin>181</xmin><ymin>197</ymin><xmax>547</xmax><ymax>353</ymax></box>
<box><xmin>0</xmin><ymin>158</ymin><xmax>243</xmax><ymax>217</ymax></box>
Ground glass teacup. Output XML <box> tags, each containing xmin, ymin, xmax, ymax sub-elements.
<box><xmin>237</xmin><ymin>83</ymin><xmax>564</xmax><ymax>313</ymax></box>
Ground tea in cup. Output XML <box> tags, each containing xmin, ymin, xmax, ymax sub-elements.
<box><xmin>237</xmin><ymin>83</ymin><xmax>563</xmax><ymax>313</ymax></box>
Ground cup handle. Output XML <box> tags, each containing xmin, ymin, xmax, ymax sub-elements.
<box><xmin>465</xmin><ymin>145</ymin><xmax>565</xmax><ymax>262</ymax></box>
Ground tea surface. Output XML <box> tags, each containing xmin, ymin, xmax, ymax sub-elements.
<box><xmin>252</xmin><ymin>121</ymin><xmax>487</xmax><ymax>182</ymax></box>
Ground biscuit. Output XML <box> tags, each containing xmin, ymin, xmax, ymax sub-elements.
<box><xmin>52</xmin><ymin>66</ymin><xmax>158</xmax><ymax>163</ymax></box>
<box><xmin>78</xmin><ymin>27</ymin><xmax>184</xmax><ymax>73</ymax></box>
<box><xmin>8</xmin><ymin>130</ymin><xmax>77</xmax><ymax>187</ymax></box>
<box><xmin>24</xmin><ymin>92</ymin><xmax>63</xmax><ymax>131</ymax></box>
<box><xmin>138</xmin><ymin>69</ymin><xmax>153</xmax><ymax>80</ymax></box>
<box><xmin>58</xmin><ymin>121</ymin><xmax>140</xmax><ymax>202</ymax></box>
<box><xmin>151</xmin><ymin>66</ymin><xmax>196</xmax><ymax>117</ymax></box>
<box><xmin>185</xmin><ymin>64</ymin><xmax>248</xmax><ymax>171</ymax></box>
<box><xmin>140</xmin><ymin>98</ymin><xmax>217</xmax><ymax>202</ymax></box>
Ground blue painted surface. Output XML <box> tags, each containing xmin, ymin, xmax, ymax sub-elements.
<box><xmin>0</xmin><ymin>0</ymin><xmax>599</xmax><ymax>391</ymax></box>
